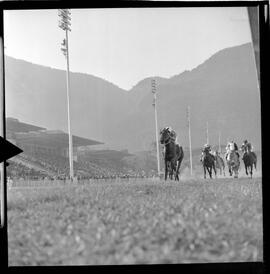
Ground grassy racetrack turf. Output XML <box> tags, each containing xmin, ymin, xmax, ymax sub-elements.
<box><xmin>7</xmin><ymin>178</ymin><xmax>263</xmax><ymax>265</ymax></box>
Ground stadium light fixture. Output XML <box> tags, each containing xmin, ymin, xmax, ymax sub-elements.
<box><xmin>58</xmin><ymin>9</ymin><xmax>74</xmax><ymax>182</ymax></box>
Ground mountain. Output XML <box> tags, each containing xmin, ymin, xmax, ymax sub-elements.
<box><xmin>5</xmin><ymin>56</ymin><xmax>130</xmax><ymax>144</ymax></box>
<box><xmin>5</xmin><ymin>42</ymin><xmax>261</xmax><ymax>152</ymax></box>
<box><xmin>114</xmin><ymin>43</ymin><xmax>261</xmax><ymax>151</ymax></box>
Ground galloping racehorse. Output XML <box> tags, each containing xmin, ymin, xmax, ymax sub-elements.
<box><xmin>214</xmin><ymin>151</ymin><xmax>225</xmax><ymax>176</ymax></box>
<box><xmin>200</xmin><ymin>148</ymin><xmax>216</xmax><ymax>179</ymax></box>
<box><xmin>226</xmin><ymin>142</ymin><xmax>240</xmax><ymax>178</ymax></box>
<box><xmin>160</xmin><ymin>127</ymin><xmax>184</xmax><ymax>181</ymax></box>
<box><xmin>241</xmin><ymin>144</ymin><xmax>257</xmax><ymax>178</ymax></box>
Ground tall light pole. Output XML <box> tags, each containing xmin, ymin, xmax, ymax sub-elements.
<box><xmin>206</xmin><ymin>121</ymin><xmax>209</xmax><ymax>144</ymax></box>
<box><xmin>151</xmin><ymin>79</ymin><xmax>161</xmax><ymax>178</ymax></box>
<box><xmin>187</xmin><ymin>106</ymin><xmax>193</xmax><ymax>176</ymax></box>
<box><xmin>218</xmin><ymin>131</ymin><xmax>221</xmax><ymax>153</ymax></box>
<box><xmin>58</xmin><ymin>9</ymin><xmax>74</xmax><ymax>181</ymax></box>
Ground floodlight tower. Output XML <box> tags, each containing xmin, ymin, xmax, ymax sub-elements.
<box><xmin>58</xmin><ymin>9</ymin><xmax>74</xmax><ymax>181</ymax></box>
<box><xmin>151</xmin><ymin>79</ymin><xmax>161</xmax><ymax>178</ymax></box>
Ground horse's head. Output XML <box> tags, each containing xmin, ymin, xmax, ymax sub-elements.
<box><xmin>227</xmin><ymin>150</ymin><xmax>239</xmax><ymax>166</ymax></box>
<box><xmin>160</xmin><ymin>127</ymin><xmax>171</xmax><ymax>145</ymax></box>
<box><xmin>227</xmin><ymin>150</ymin><xmax>233</xmax><ymax>160</ymax></box>
<box><xmin>200</xmin><ymin>151</ymin><xmax>206</xmax><ymax>161</ymax></box>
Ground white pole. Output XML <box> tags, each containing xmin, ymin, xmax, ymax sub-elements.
<box><xmin>152</xmin><ymin>79</ymin><xmax>160</xmax><ymax>177</ymax></box>
<box><xmin>187</xmin><ymin>106</ymin><xmax>193</xmax><ymax>176</ymax></box>
<box><xmin>218</xmin><ymin>131</ymin><xmax>221</xmax><ymax>153</ymax></box>
<box><xmin>206</xmin><ymin>121</ymin><xmax>209</xmax><ymax>144</ymax></box>
<box><xmin>65</xmin><ymin>29</ymin><xmax>74</xmax><ymax>181</ymax></box>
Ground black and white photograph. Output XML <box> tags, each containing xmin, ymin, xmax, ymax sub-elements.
<box><xmin>1</xmin><ymin>3</ymin><xmax>264</xmax><ymax>266</ymax></box>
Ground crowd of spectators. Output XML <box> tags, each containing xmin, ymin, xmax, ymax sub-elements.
<box><xmin>7</xmin><ymin>151</ymin><xmax>158</xmax><ymax>182</ymax></box>
<box><xmin>7</xmin><ymin>161</ymin><xmax>50</xmax><ymax>180</ymax></box>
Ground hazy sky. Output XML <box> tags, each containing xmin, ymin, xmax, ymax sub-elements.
<box><xmin>4</xmin><ymin>7</ymin><xmax>252</xmax><ymax>90</ymax></box>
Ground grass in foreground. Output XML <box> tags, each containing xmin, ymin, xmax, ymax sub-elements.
<box><xmin>7</xmin><ymin>178</ymin><xmax>263</xmax><ymax>265</ymax></box>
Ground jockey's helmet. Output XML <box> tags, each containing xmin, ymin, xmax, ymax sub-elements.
<box><xmin>244</xmin><ymin>140</ymin><xmax>248</xmax><ymax>144</ymax></box>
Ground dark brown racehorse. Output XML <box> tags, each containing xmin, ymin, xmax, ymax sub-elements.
<box><xmin>160</xmin><ymin>128</ymin><xmax>184</xmax><ymax>181</ymax></box>
<box><xmin>241</xmin><ymin>144</ymin><xmax>257</xmax><ymax>178</ymax></box>
<box><xmin>201</xmin><ymin>150</ymin><xmax>217</xmax><ymax>179</ymax></box>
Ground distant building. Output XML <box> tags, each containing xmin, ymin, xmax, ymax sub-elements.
<box><xmin>6</xmin><ymin>117</ymin><xmax>103</xmax><ymax>161</ymax></box>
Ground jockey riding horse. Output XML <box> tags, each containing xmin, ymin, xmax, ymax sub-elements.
<box><xmin>225</xmin><ymin>141</ymin><xmax>240</xmax><ymax>178</ymax></box>
<box><xmin>241</xmin><ymin>139</ymin><xmax>257</xmax><ymax>178</ymax></box>
<box><xmin>200</xmin><ymin>144</ymin><xmax>216</xmax><ymax>179</ymax></box>
<box><xmin>241</xmin><ymin>140</ymin><xmax>253</xmax><ymax>158</ymax></box>
<box><xmin>225</xmin><ymin>141</ymin><xmax>240</xmax><ymax>161</ymax></box>
<box><xmin>160</xmin><ymin>127</ymin><xmax>184</xmax><ymax>181</ymax></box>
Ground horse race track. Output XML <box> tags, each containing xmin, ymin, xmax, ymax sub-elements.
<box><xmin>7</xmin><ymin>177</ymin><xmax>263</xmax><ymax>266</ymax></box>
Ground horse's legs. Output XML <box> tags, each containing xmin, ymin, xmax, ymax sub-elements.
<box><xmin>203</xmin><ymin>165</ymin><xmax>206</xmax><ymax>179</ymax></box>
<box><xmin>175</xmin><ymin>160</ymin><xmax>180</xmax><ymax>181</ymax></box>
<box><xmin>173</xmin><ymin>162</ymin><xmax>177</xmax><ymax>180</ymax></box>
<box><xmin>169</xmin><ymin>162</ymin><xmax>173</xmax><ymax>180</ymax></box>
<box><xmin>213</xmin><ymin>164</ymin><xmax>217</xmax><ymax>178</ymax></box>
<box><xmin>245</xmin><ymin>164</ymin><xmax>248</xmax><ymax>176</ymax></box>
<box><xmin>170</xmin><ymin>162</ymin><xmax>174</xmax><ymax>180</ymax></box>
<box><xmin>250</xmin><ymin>165</ymin><xmax>253</xmax><ymax>178</ymax></box>
<box><xmin>165</xmin><ymin>161</ymin><xmax>168</xmax><ymax>180</ymax></box>
<box><xmin>234</xmin><ymin>167</ymin><xmax>238</xmax><ymax>178</ymax></box>
<box><xmin>228</xmin><ymin>165</ymin><xmax>232</xmax><ymax>176</ymax></box>
<box><xmin>207</xmin><ymin>166</ymin><xmax>212</xmax><ymax>179</ymax></box>
<box><xmin>168</xmin><ymin>163</ymin><xmax>171</xmax><ymax>179</ymax></box>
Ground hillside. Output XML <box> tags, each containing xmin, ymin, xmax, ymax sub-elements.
<box><xmin>112</xmin><ymin>43</ymin><xmax>261</xmax><ymax>151</ymax></box>
<box><xmin>5</xmin><ymin>42</ymin><xmax>261</xmax><ymax>152</ymax></box>
<box><xmin>5</xmin><ymin>57</ymin><xmax>130</xmax><ymax>144</ymax></box>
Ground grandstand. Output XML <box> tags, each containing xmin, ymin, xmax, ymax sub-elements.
<box><xmin>6</xmin><ymin>118</ymin><xmax>140</xmax><ymax>180</ymax></box>
<box><xmin>6</xmin><ymin>118</ymin><xmax>105</xmax><ymax>179</ymax></box>
<box><xmin>7</xmin><ymin>118</ymin><xmax>102</xmax><ymax>158</ymax></box>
